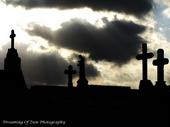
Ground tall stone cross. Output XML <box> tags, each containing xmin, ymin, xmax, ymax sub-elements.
<box><xmin>153</xmin><ymin>49</ymin><xmax>169</xmax><ymax>85</ymax></box>
<box><xmin>10</xmin><ymin>30</ymin><xmax>16</xmax><ymax>49</ymax></box>
<box><xmin>64</xmin><ymin>65</ymin><xmax>76</xmax><ymax>88</ymax></box>
<box><xmin>136</xmin><ymin>43</ymin><xmax>154</xmax><ymax>81</ymax></box>
<box><xmin>77</xmin><ymin>55</ymin><xmax>88</xmax><ymax>87</ymax></box>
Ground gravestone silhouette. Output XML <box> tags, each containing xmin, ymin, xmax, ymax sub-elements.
<box><xmin>153</xmin><ymin>49</ymin><xmax>169</xmax><ymax>89</ymax></box>
<box><xmin>77</xmin><ymin>55</ymin><xmax>88</xmax><ymax>88</ymax></box>
<box><xmin>64</xmin><ymin>65</ymin><xmax>76</xmax><ymax>88</ymax></box>
<box><xmin>136</xmin><ymin>43</ymin><xmax>154</xmax><ymax>90</ymax></box>
<box><xmin>4</xmin><ymin>30</ymin><xmax>26</xmax><ymax>91</ymax></box>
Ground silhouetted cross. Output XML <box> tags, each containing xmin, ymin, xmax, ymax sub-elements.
<box><xmin>153</xmin><ymin>49</ymin><xmax>169</xmax><ymax>83</ymax></box>
<box><xmin>10</xmin><ymin>30</ymin><xmax>16</xmax><ymax>49</ymax></box>
<box><xmin>64</xmin><ymin>65</ymin><xmax>76</xmax><ymax>88</ymax></box>
<box><xmin>136</xmin><ymin>43</ymin><xmax>154</xmax><ymax>81</ymax></box>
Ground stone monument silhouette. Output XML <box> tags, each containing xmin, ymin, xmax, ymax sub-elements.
<box><xmin>136</xmin><ymin>43</ymin><xmax>154</xmax><ymax>90</ymax></box>
<box><xmin>153</xmin><ymin>49</ymin><xmax>169</xmax><ymax>89</ymax></box>
<box><xmin>77</xmin><ymin>55</ymin><xmax>88</xmax><ymax>88</ymax></box>
<box><xmin>64</xmin><ymin>65</ymin><xmax>76</xmax><ymax>88</ymax></box>
<box><xmin>4</xmin><ymin>30</ymin><xmax>26</xmax><ymax>90</ymax></box>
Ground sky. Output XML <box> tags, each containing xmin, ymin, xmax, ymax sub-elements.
<box><xmin>0</xmin><ymin>0</ymin><xmax>170</xmax><ymax>89</ymax></box>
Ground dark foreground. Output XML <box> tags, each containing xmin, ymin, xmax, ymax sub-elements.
<box><xmin>1</xmin><ymin>85</ymin><xmax>170</xmax><ymax>126</ymax></box>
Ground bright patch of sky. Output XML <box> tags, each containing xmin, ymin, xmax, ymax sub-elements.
<box><xmin>0</xmin><ymin>1</ymin><xmax>115</xmax><ymax>51</ymax></box>
<box><xmin>0</xmin><ymin>0</ymin><xmax>144</xmax><ymax>57</ymax></box>
<box><xmin>153</xmin><ymin>0</ymin><xmax>170</xmax><ymax>42</ymax></box>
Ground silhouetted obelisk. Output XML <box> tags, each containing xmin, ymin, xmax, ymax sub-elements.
<box><xmin>4</xmin><ymin>30</ymin><xmax>26</xmax><ymax>91</ymax></box>
<box><xmin>136</xmin><ymin>43</ymin><xmax>154</xmax><ymax>90</ymax></box>
<box><xmin>64</xmin><ymin>65</ymin><xmax>76</xmax><ymax>88</ymax></box>
<box><xmin>153</xmin><ymin>49</ymin><xmax>169</xmax><ymax>89</ymax></box>
<box><xmin>77</xmin><ymin>55</ymin><xmax>88</xmax><ymax>88</ymax></box>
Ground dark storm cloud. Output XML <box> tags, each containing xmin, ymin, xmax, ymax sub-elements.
<box><xmin>27</xmin><ymin>19</ymin><xmax>146</xmax><ymax>64</ymax></box>
<box><xmin>0</xmin><ymin>43</ymin><xmax>100</xmax><ymax>86</ymax></box>
<box><xmin>5</xmin><ymin>0</ymin><xmax>153</xmax><ymax>16</ymax></box>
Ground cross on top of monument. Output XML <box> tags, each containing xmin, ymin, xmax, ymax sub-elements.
<box><xmin>136</xmin><ymin>43</ymin><xmax>154</xmax><ymax>81</ymax></box>
<box><xmin>64</xmin><ymin>65</ymin><xmax>76</xmax><ymax>88</ymax></box>
<box><xmin>10</xmin><ymin>29</ymin><xmax>16</xmax><ymax>49</ymax></box>
<box><xmin>153</xmin><ymin>49</ymin><xmax>169</xmax><ymax>85</ymax></box>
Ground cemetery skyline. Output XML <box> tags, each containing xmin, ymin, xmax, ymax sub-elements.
<box><xmin>1</xmin><ymin>0</ymin><xmax>170</xmax><ymax>88</ymax></box>
<box><xmin>1</xmin><ymin>30</ymin><xmax>170</xmax><ymax>127</ymax></box>
<box><xmin>1</xmin><ymin>1</ymin><xmax>170</xmax><ymax>126</ymax></box>
<box><xmin>1</xmin><ymin>30</ymin><xmax>170</xmax><ymax>90</ymax></box>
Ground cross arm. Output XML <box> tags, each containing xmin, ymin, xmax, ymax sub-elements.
<box><xmin>153</xmin><ymin>58</ymin><xmax>169</xmax><ymax>66</ymax></box>
<box><xmin>153</xmin><ymin>60</ymin><xmax>158</xmax><ymax>66</ymax></box>
<box><xmin>136</xmin><ymin>54</ymin><xmax>143</xmax><ymax>60</ymax></box>
<box><xmin>147</xmin><ymin>53</ymin><xmax>154</xmax><ymax>58</ymax></box>
<box><xmin>164</xmin><ymin>58</ymin><xmax>169</xmax><ymax>64</ymax></box>
<box><xmin>136</xmin><ymin>53</ymin><xmax>154</xmax><ymax>60</ymax></box>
